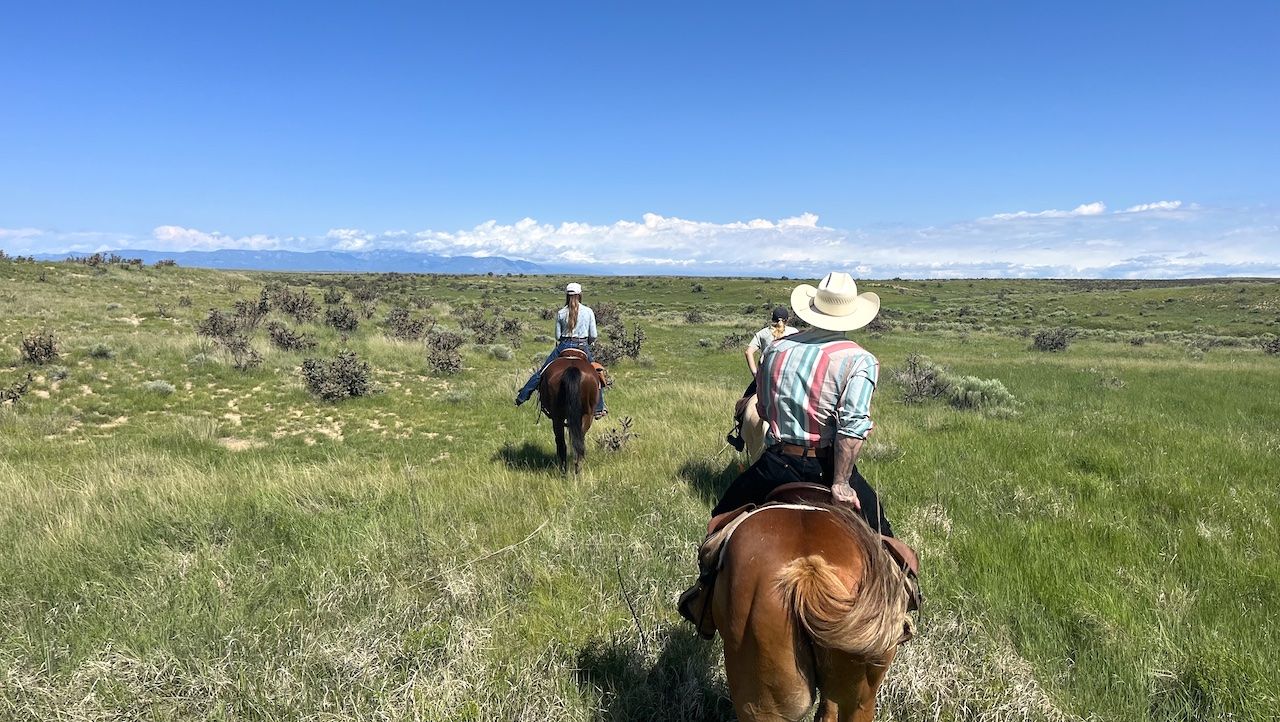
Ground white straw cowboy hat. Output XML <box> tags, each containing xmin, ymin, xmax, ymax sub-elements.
<box><xmin>565</xmin><ymin>282</ymin><xmax>583</xmax><ymax>295</ymax></box>
<box><xmin>790</xmin><ymin>272</ymin><xmax>881</xmax><ymax>332</ymax></box>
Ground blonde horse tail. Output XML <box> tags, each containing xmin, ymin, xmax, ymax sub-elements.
<box><xmin>775</xmin><ymin>533</ymin><xmax>908</xmax><ymax>662</ymax></box>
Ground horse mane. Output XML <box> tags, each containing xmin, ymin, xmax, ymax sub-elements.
<box><xmin>774</xmin><ymin>504</ymin><xmax>910</xmax><ymax>663</ymax></box>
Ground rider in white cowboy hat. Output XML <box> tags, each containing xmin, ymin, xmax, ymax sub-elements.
<box><xmin>515</xmin><ymin>281</ymin><xmax>607</xmax><ymax>418</ymax></box>
<box><xmin>679</xmin><ymin>271</ymin><xmax>918</xmax><ymax>637</ymax></box>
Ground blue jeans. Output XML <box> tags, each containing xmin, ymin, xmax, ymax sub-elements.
<box><xmin>516</xmin><ymin>340</ymin><xmax>606</xmax><ymax>414</ymax></box>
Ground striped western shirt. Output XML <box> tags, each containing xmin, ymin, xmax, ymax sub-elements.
<box><xmin>756</xmin><ymin>328</ymin><xmax>878</xmax><ymax>447</ymax></box>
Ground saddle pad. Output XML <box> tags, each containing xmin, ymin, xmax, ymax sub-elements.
<box><xmin>714</xmin><ymin>503</ymin><xmax>826</xmax><ymax>571</ymax></box>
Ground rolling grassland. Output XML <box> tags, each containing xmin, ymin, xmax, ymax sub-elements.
<box><xmin>1</xmin><ymin>258</ymin><xmax>1278</xmax><ymax>721</ymax></box>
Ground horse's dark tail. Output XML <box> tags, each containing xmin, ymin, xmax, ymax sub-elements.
<box><xmin>560</xmin><ymin>366</ymin><xmax>587</xmax><ymax>463</ymax></box>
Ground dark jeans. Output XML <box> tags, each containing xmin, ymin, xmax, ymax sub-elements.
<box><xmin>742</xmin><ymin>378</ymin><xmax>757</xmax><ymax>399</ymax></box>
<box><xmin>516</xmin><ymin>340</ymin><xmax>606</xmax><ymax>414</ymax></box>
<box><xmin>711</xmin><ymin>447</ymin><xmax>895</xmax><ymax>538</ymax></box>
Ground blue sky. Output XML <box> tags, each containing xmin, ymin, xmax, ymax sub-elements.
<box><xmin>2</xmin><ymin>1</ymin><xmax>1278</xmax><ymax>276</ymax></box>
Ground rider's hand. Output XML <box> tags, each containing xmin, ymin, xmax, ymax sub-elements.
<box><xmin>832</xmin><ymin>482</ymin><xmax>861</xmax><ymax>509</ymax></box>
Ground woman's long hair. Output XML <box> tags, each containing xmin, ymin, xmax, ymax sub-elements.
<box><xmin>771</xmin><ymin>313</ymin><xmax>789</xmax><ymax>340</ymax></box>
<box><xmin>565</xmin><ymin>293</ymin><xmax>581</xmax><ymax>332</ymax></box>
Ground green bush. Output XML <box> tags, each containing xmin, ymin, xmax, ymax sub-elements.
<box><xmin>142</xmin><ymin>380</ymin><xmax>176</xmax><ymax>396</ymax></box>
<box><xmin>945</xmin><ymin>374</ymin><xmax>1017</xmax><ymax>410</ymax></box>
<box><xmin>1032</xmin><ymin>327</ymin><xmax>1075</xmax><ymax>352</ymax></box>
<box><xmin>196</xmin><ymin>309</ymin><xmax>238</xmax><ymax>339</ymax></box>
<box><xmin>301</xmin><ymin>351</ymin><xmax>372</xmax><ymax>401</ymax></box>
<box><xmin>266</xmin><ymin>321</ymin><xmax>316</xmax><ymax>352</ymax></box>
<box><xmin>325</xmin><ymin>305</ymin><xmax>360</xmax><ymax>333</ymax></box>
<box><xmin>426</xmin><ymin>330</ymin><xmax>465</xmax><ymax>375</ymax></box>
<box><xmin>86</xmin><ymin>343</ymin><xmax>114</xmax><ymax>360</ymax></box>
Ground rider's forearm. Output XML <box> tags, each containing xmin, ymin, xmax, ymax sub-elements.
<box><xmin>745</xmin><ymin>348</ymin><xmax>757</xmax><ymax>375</ymax></box>
<box><xmin>832</xmin><ymin>435</ymin><xmax>864</xmax><ymax>487</ymax></box>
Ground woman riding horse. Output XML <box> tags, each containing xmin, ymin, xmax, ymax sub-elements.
<box><xmin>515</xmin><ymin>282</ymin><xmax>607</xmax><ymax>418</ymax></box>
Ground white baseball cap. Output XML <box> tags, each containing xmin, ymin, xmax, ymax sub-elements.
<box><xmin>565</xmin><ymin>282</ymin><xmax>583</xmax><ymax>295</ymax></box>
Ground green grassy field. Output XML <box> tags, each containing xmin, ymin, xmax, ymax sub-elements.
<box><xmin>1</xmin><ymin>258</ymin><xmax>1278</xmax><ymax>721</ymax></box>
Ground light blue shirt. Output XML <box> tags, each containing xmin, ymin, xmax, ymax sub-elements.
<box><xmin>556</xmin><ymin>305</ymin><xmax>597</xmax><ymax>340</ymax></box>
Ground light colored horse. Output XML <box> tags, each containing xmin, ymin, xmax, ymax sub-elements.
<box><xmin>741</xmin><ymin>393</ymin><xmax>769</xmax><ymax>463</ymax></box>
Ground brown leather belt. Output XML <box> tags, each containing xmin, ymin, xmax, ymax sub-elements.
<box><xmin>773</xmin><ymin>443</ymin><xmax>831</xmax><ymax>458</ymax></box>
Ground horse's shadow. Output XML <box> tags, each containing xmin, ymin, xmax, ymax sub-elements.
<box><xmin>677</xmin><ymin>458</ymin><xmax>742</xmax><ymax>507</ymax></box>
<box><xmin>575</xmin><ymin>626</ymin><xmax>735</xmax><ymax>721</ymax></box>
<box><xmin>493</xmin><ymin>441</ymin><xmax>559</xmax><ymax>471</ymax></box>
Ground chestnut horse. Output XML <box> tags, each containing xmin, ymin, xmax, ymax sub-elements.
<box><xmin>712</xmin><ymin>504</ymin><xmax>910</xmax><ymax>721</ymax></box>
<box><xmin>538</xmin><ymin>354</ymin><xmax>600</xmax><ymax>475</ymax></box>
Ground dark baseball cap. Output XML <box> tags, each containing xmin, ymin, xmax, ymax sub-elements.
<box><xmin>771</xmin><ymin>306</ymin><xmax>789</xmax><ymax>321</ymax></box>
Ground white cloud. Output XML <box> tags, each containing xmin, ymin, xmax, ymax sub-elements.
<box><xmin>987</xmin><ymin>202</ymin><xmax>1106</xmax><ymax>221</ymax></box>
<box><xmin>151</xmin><ymin>225</ymin><xmax>282</xmax><ymax>251</ymax></box>
<box><xmin>0</xmin><ymin>227</ymin><xmax>43</xmax><ymax>240</ymax></box>
<box><xmin>4</xmin><ymin>201</ymin><xmax>1278</xmax><ymax>278</ymax></box>
<box><xmin>1118</xmin><ymin>200</ymin><xmax>1182</xmax><ymax>213</ymax></box>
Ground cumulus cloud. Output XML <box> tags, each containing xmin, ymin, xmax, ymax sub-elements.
<box><xmin>3</xmin><ymin>201</ymin><xmax>1278</xmax><ymax>278</ymax></box>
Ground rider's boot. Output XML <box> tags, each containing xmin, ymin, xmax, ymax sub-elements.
<box><xmin>677</xmin><ymin>573</ymin><xmax>717</xmax><ymax>640</ymax></box>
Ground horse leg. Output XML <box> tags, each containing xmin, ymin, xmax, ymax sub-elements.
<box><xmin>743</xmin><ymin>394</ymin><xmax>768</xmax><ymax>464</ymax></box>
<box><xmin>553</xmin><ymin>419</ymin><xmax>568</xmax><ymax>474</ymax></box>
<box><xmin>813</xmin><ymin>648</ymin><xmax>895</xmax><ymax>722</ymax></box>
<box><xmin>715</xmin><ymin>562</ymin><xmax>816</xmax><ymax>721</ymax></box>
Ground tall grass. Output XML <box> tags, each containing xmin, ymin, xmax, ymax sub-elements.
<box><xmin>0</xmin><ymin>261</ymin><xmax>1277</xmax><ymax>720</ymax></box>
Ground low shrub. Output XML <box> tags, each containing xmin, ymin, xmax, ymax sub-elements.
<box><xmin>596</xmin><ymin>416</ymin><xmax>637</xmax><ymax>452</ymax></box>
<box><xmin>866</xmin><ymin>316</ymin><xmax>893</xmax><ymax>333</ymax></box>
<box><xmin>892</xmin><ymin>352</ymin><xmax>1017</xmax><ymax>411</ymax></box>
<box><xmin>142</xmin><ymin>380</ymin><xmax>175</xmax><ymax>395</ymax></box>
<box><xmin>594</xmin><ymin>302</ymin><xmax>622</xmax><ymax>329</ymax></box>
<box><xmin>47</xmin><ymin>366</ymin><xmax>69</xmax><ymax>382</ymax></box>
<box><xmin>323</xmin><ymin>287</ymin><xmax>344</xmax><ymax>305</ymax></box>
<box><xmin>385</xmin><ymin>308</ymin><xmax>428</xmax><ymax>341</ymax></box>
<box><xmin>218</xmin><ymin>335</ymin><xmax>262</xmax><ymax>371</ymax></box>
<box><xmin>891</xmin><ymin>353</ymin><xmax>950</xmax><ymax>404</ymax></box>
<box><xmin>1032</xmin><ymin>327</ymin><xmax>1075</xmax><ymax>352</ymax></box>
<box><xmin>349</xmin><ymin>283</ymin><xmax>379</xmax><ymax>303</ymax></box>
<box><xmin>720</xmin><ymin>333</ymin><xmax>749</xmax><ymax>351</ymax></box>
<box><xmin>488</xmin><ymin>345</ymin><xmax>514</xmax><ymax>361</ymax></box>
<box><xmin>232</xmin><ymin>293</ymin><xmax>270</xmax><ymax>330</ymax></box>
<box><xmin>945</xmin><ymin>375</ymin><xmax>1017</xmax><ymax>410</ymax></box>
<box><xmin>273</xmin><ymin>286</ymin><xmax>319</xmax><ymax>324</ymax></box>
<box><xmin>177</xmin><ymin>295</ymin><xmax>193</xmax><ymax>308</ymax></box>
<box><xmin>499</xmin><ymin>317</ymin><xmax>525</xmax><ymax>348</ymax></box>
<box><xmin>325</xmin><ymin>305</ymin><xmax>360</xmax><ymax>333</ymax></box>
<box><xmin>1</xmin><ymin>373</ymin><xmax>33</xmax><ymax>403</ymax></box>
<box><xmin>443</xmin><ymin>389</ymin><xmax>472</xmax><ymax>404</ymax></box>
<box><xmin>266</xmin><ymin>321</ymin><xmax>316</xmax><ymax>352</ymax></box>
<box><xmin>196</xmin><ymin>309</ymin><xmax>238</xmax><ymax>339</ymax></box>
<box><xmin>21</xmin><ymin>330</ymin><xmax>59</xmax><ymax>365</ymax></box>
<box><xmin>88</xmin><ymin>343</ymin><xmax>114</xmax><ymax>360</ymax></box>
<box><xmin>685</xmin><ymin>309</ymin><xmax>706</xmax><ymax>324</ymax></box>
<box><xmin>1262</xmin><ymin>337</ymin><xmax>1280</xmax><ymax>356</ymax></box>
<box><xmin>426</xmin><ymin>330</ymin><xmax>465</xmax><ymax>375</ymax></box>
<box><xmin>301</xmin><ymin>351</ymin><xmax>372</xmax><ymax>401</ymax></box>
<box><xmin>460</xmin><ymin>308</ymin><xmax>499</xmax><ymax>344</ymax></box>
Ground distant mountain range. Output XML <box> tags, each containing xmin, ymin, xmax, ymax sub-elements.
<box><xmin>36</xmin><ymin>248</ymin><xmax>543</xmax><ymax>274</ymax></box>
